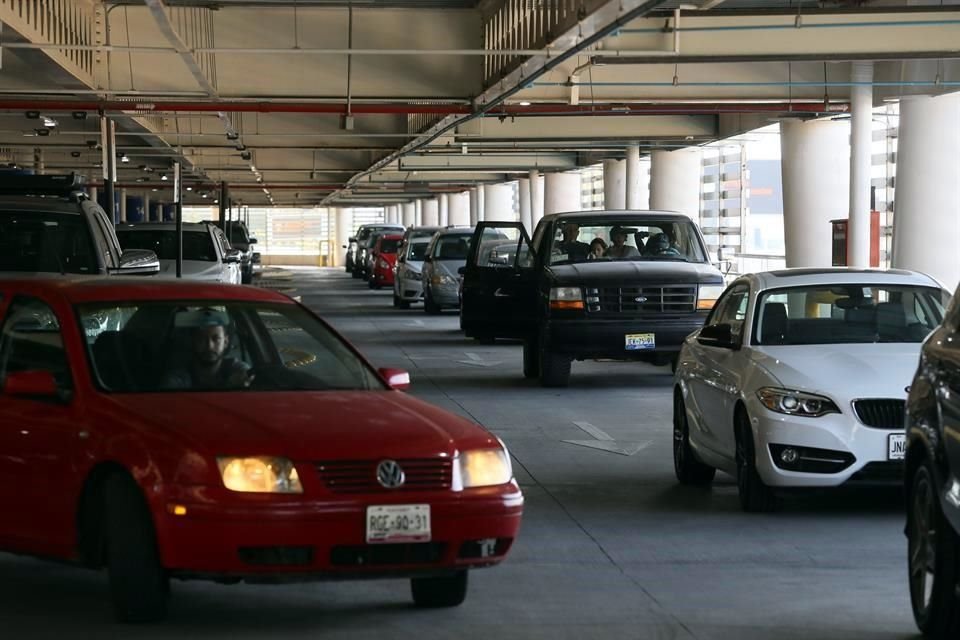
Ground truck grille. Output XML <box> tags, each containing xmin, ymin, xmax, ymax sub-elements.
<box><xmin>853</xmin><ymin>399</ymin><xmax>905</xmax><ymax>429</ymax></box>
<box><xmin>316</xmin><ymin>459</ymin><xmax>453</xmax><ymax>494</ymax></box>
<box><xmin>588</xmin><ymin>285</ymin><xmax>697</xmax><ymax>314</ymax></box>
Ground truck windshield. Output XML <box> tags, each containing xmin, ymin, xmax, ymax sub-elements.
<box><xmin>547</xmin><ymin>218</ymin><xmax>707</xmax><ymax>266</ymax></box>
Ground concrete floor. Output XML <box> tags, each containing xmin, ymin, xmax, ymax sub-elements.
<box><xmin>0</xmin><ymin>267</ymin><xmax>919</xmax><ymax>638</ymax></box>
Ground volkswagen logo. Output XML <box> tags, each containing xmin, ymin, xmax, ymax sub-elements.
<box><xmin>634</xmin><ymin>296</ymin><xmax>648</xmax><ymax>303</ymax></box>
<box><xmin>376</xmin><ymin>460</ymin><xmax>406</xmax><ymax>489</ymax></box>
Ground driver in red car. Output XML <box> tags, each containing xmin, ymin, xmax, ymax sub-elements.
<box><xmin>161</xmin><ymin>308</ymin><xmax>252</xmax><ymax>389</ymax></box>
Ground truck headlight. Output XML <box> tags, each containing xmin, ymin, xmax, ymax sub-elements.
<box><xmin>217</xmin><ymin>456</ymin><xmax>303</xmax><ymax>493</ymax></box>
<box><xmin>550</xmin><ymin>286</ymin><xmax>584</xmax><ymax>310</ymax></box>
<box><xmin>697</xmin><ymin>284</ymin><xmax>726</xmax><ymax>310</ymax></box>
<box><xmin>454</xmin><ymin>448</ymin><xmax>513</xmax><ymax>489</ymax></box>
<box><xmin>756</xmin><ymin>388</ymin><xmax>840</xmax><ymax>418</ymax></box>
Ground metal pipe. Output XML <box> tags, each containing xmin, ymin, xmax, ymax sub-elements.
<box><xmin>535</xmin><ymin>80</ymin><xmax>960</xmax><ymax>88</ymax></box>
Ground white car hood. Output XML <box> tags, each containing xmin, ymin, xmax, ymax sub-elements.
<box><xmin>752</xmin><ymin>343</ymin><xmax>921</xmax><ymax>400</ymax></box>
<box><xmin>157</xmin><ymin>260</ymin><xmax>225</xmax><ymax>281</ymax></box>
<box><xmin>404</xmin><ymin>260</ymin><xmax>423</xmax><ymax>273</ymax></box>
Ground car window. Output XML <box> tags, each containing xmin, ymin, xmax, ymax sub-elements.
<box><xmin>91</xmin><ymin>207</ymin><xmax>121</xmax><ymax>268</ymax></box>
<box><xmin>407</xmin><ymin>240</ymin><xmax>430</xmax><ymax>261</ymax></box>
<box><xmin>708</xmin><ymin>286</ymin><xmax>749</xmax><ymax>341</ymax></box>
<box><xmin>0</xmin><ymin>296</ymin><xmax>72</xmax><ymax>391</ymax></box>
<box><xmin>0</xmin><ymin>211</ymin><xmax>98</xmax><ymax>274</ymax></box>
<box><xmin>546</xmin><ymin>217</ymin><xmax>707</xmax><ymax>266</ymax></box>
<box><xmin>433</xmin><ymin>234</ymin><xmax>472</xmax><ymax>260</ymax></box>
<box><xmin>116</xmin><ymin>229</ymin><xmax>219</xmax><ymax>262</ymax></box>
<box><xmin>471</xmin><ymin>227</ymin><xmax>532</xmax><ymax>270</ymax></box>
<box><xmin>379</xmin><ymin>238</ymin><xmax>401</xmax><ymax>253</ymax></box>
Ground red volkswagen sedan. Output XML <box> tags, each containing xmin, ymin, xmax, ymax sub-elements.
<box><xmin>0</xmin><ymin>278</ymin><xmax>523</xmax><ymax>622</ymax></box>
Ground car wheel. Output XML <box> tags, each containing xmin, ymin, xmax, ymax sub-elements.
<box><xmin>393</xmin><ymin>294</ymin><xmax>400</xmax><ymax>307</ymax></box>
<box><xmin>424</xmin><ymin>289</ymin><xmax>442</xmax><ymax>315</ymax></box>
<box><xmin>398</xmin><ymin>299</ymin><xmax>411</xmax><ymax>310</ymax></box>
<box><xmin>735</xmin><ymin>409</ymin><xmax>777</xmax><ymax>513</ymax></box>
<box><xmin>539</xmin><ymin>335</ymin><xmax>570</xmax><ymax>388</ymax></box>
<box><xmin>368</xmin><ymin>280</ymin><xmax>376</xmax><ymax>290</ymax></box>
<box><xmin>104</xmin><ymin>474</ymin><xmax>169</xmax><ymax>623</ymax></box>
<box><xmin>908</xmin><ymin>459</ymin><xmax>960</xmax><ymax>638</ymax></box>
<box><xmin>673</xmin><ymin>390</ymin><xmax>716</xmax><ymax>486</ymax></box>
<box><xmin>411</xmin><ymin>571</ymin><xmax>468</xmax><ymax>608</ymax></box>
<box><xmin>351</xmin><ymin>270</ymin><xmax>361</xmax><ymax>279</ymax></box>
<box><xmin>522</xmin><ymin>337</ymin><xmax>540</xmax><ymax>379</ymax></box>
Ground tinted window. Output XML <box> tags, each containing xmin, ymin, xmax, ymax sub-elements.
<box><xmin>407</xmin><ymin>240</ymin><xmax>429</xmax><ymax>261</ymax></box>
<box><xmin>0</xmin><ymin>296</ymin><xmax>71</xmax><ymax>390</ymax></box>
<box><xmin>0</xmin><ymin>211</ymin><xmax>97</xmax><ymax>274</ymax></box>
<box><xmin>709</xmin><ymin>286</ymin><xmax>749</xmax><ymax>342</ymax></box>
<box><xmin>117</xmin><ymin>229</ymin><xmax>218</xmax><ymax>262</ymax></box>
<box><xmin>547</xmin><ymin>217</ymin><xmax>707</xmax><ymax>266</ymax></box>
<box><xmin>379</xmin><ymin>239</ymin><xmax>401</xmax><ymax>253</ymax></box>
<box><xmin>433</xmin><ymin>234</ymin><xmax>472</xmax><ymax>260</ymax></box>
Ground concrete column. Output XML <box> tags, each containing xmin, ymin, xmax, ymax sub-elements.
<box><xmin>153</xmin><ymin>203</ymin><xmax>164</xmax><ymax>222</ymax></box>
<box><xmin>544</xmin><ymin>171</ymin><xmax>581</xmax><ymax>214</ymax></box>
<box><xmin>603</xmin><ymin>159</ymin><xmax>626</xmax><ymax>210</ymax></box>
<box><xmin>626</xmin><ymin>144</ymin><xmax>643</xmax><ymax>210</ymax></box>
<box><xmin>484</xmin><ymin>183</ymin><xmax>514</xmax><ymax>222</ymax></box>
<box><xmin>143</xmin><ymin>192</ymin><xmax>150</xmax><ymax>220</ymax></box>
<box><xmin>476</xmin><ymin>186</ymin><xmax>485</xmax><ymax>223</ymax></box>
<box><xmin>422</xmin><ymin>198</ymin><xmax>440</xmax><ymax>226</ymax></box>
<box><xmin>518</xmin><ymin>178</ymin><xmax>532</xmax><ymax>233</ymax></box>
<box><xmin>650</xmin><ymin>148</ymin><xmax>702</xmax><ymax>220</ymax></box>
<box><xmin>780</xmin><ymin>119</ymin><xmax>850</xmax><ymax>268</ymax></box>
<box><xmin>439</xmin><ymin>194</ymin><xmax>449</xmax><ymax>226</ymax></box>
<box><xmin>848</xmin><ymin>61</ymin><xmax>874</xmax><ymax>267</ymax></box>
<box><xmin>892</xmin><ymin>93</ymin><xmax>960</xmax><ymax>291</ymax></box>
<box><xmin>88</xmin><ymin>186</ymin><xmax>98</xmax><ymax>202</ymax></box>
<box><xmin>469</xmin><ymin>188</ymin><xmax>479</xmax><ymax>226</ymax></box>
<box><xmin>449</xmin><ymin>191</ymin><xmax>471</xmax><ymax>226</ymax></box>
<box><xmin>33</xmin><ymin>148</ymin><xmax>44</xmax><ymax>174</ymax></box>
<box><xmin>119</xmin><ymin>188</ymin><xmax>127</xmax><ymax>222</ymax></box>
<box><xmin>335</xmin><ymin>207</ymin><xmax>353</xmax><ymax>267</ymax></box>
<box><xmin>402</xmin><ymin>202</ymin><xmax>417</xmax><ymax>227</ymax></box>
<box><xmin>530</xmin><ymin>170</ymin><xmax>544</xmax><ymax>228</ymax></box>
<box><xmin>415</xmin><ymin>200</ymin><xmax>423</xmax><ymax>227</ymax></box>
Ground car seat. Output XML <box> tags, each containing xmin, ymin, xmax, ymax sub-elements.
<box><xmin>875</xmin><ymin>301</ymin><xmax>907</xmax><ymax>342</ymax></box>
<box><xmin>760</xmin><ymin>302</ymin><xmax>789</xmax><ymax>345</ymax></box>
<box><xmin>92</xmin><ymin>331</ymin><xmax>152</xmax><ymax>391</ymax></box>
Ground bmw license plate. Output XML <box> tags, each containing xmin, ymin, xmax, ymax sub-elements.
<box><xmin>888</xmin><ymin>433</ymin><xmax>906</xmax><ymax>461</ymax></box>
<box><xmin>366</xmin><ymin>504</ymin><xmax>431</xmax><ymax>544</ymax></box>
<box><xmin>625</xmin><ymin>333</ymin><xmax>656</xmax><ymax>351</ymax></box>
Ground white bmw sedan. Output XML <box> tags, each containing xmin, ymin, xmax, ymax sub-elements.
<box><xmin>673</xmin><ymin>268</ymin><xmax>951</xmax><ymax>512</ymax></box>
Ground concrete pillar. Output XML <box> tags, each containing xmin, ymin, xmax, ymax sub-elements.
<box><xmin>530</xmin><ymin>170</ymin><xmax>544</xmax><ymax>228</ymax></box>
<box><xmin>88</xmin><ymin>186</ymin><xmax>98</xmax><ymax>202</ymax></box>
<box><xmin>153</xmin><ymin>203</ymin><xmax>164</xmax><ymax>222</ymax></box>
<box><xmin>402</xmin><ymin>202</ymin><xmax>417</xmax><ymax>227</ymax></box>
<box><xmin>476</xmin><ymin>185</ymin><xmax>485</xmax><ymax>223</ymax></box>
<box><xmin>469</xmin><ymin>188</ymin><xmax>479</xmax><ymax>226</ymax></box>
<box><xmin>650</xmin><ymin>148</ymin><xmax>702</xmax><ymax>220</ymax></box>
<box><xmin>449</xmin><ymin>191</ymin><xmax>471</xmax><ymax>226</ymax></box>
<box><xmin>603</xmin><ymin>159</ymin><xmax>626</xmax><ymax>210</ymax></box>
<box><xmin>33</xmin><ymin>148</ymin><xmax>43</xmax><ymax>174</ymax></box>
<box><xmin>484</xmin><ymin>183</ymin><xmax>514</xmax><ymax>222</ymax></box>
<box><xmin>892</xmin><ymin>93</ymin><xmax>960</xmax><ymax>291</ymax></box>
<box><xmin>422</xmin><ymin>198</ymin><xmax>440</xmax><ymax>226</ymax></box>
<box><xmin>439</xmin><ymin>194</ymin><xmax>449</xmax><ymax>226</ymax></box>
<box><xmin>518</xmin><ymin>178</ymin><xmax>532</xmax><ymax>233</ymax></box>
<box><xmin>335</xmin><ymin>207</ymin><xmax>353</xmax><ymax>267</ymax></box>
<box><xmin>119</xmin><ymin>188</ymin><xmax>127</xmax><ymax>223</ymax></box>
<box><xmin>415</xmin><ymin>199</ymin><xmax>423</xmax><ymax>227</ymax></box>
<box><xmin>143</xmin><ymin>192</ymin><xmax>150</xmax><ymax>220</ymax></box>
<box><xmin>626</xmin><ymin>144</ymin><xmax>643</xmax><ymax>210</ymax></box>
<box><xmin>848</xmin><ymin>62</ymin><xmax>874</xmax><ymax>268</ymax></box>
<box><xmin>780</xmin><ymin>119</ymin><xmax>850</xmax><ymax>268</ymax></box>
<box><xmin>544</xmin><ymin>171</ymin><xmax>581</xmax><ymax>214</ymax></box>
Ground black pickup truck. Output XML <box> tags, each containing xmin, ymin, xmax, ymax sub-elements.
<box><xmin>460</xmin><ymin>211</ymin><xmax>725</xmax><ymax>387</ymax></box>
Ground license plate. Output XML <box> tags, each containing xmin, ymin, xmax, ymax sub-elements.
<box><xmin>888</xmin><ymin>433</ymin><xmax>906</xmax><ymax>461</ymax></box>
<box><xmin>366</xmin><ymin>504</ymin><xmax>431</xmax><ymax>544</ymax></box>
<box><xmin>625</xmin><ymin>333</ymin><xmax>656</xmax><ymax>351</ymax></box>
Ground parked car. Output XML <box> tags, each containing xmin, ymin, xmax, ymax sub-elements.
<box><xmin>0</xmin><ymin>278</ymin><xmax>523</xmax><ymax>622</ymax></box>
<box><xmin>905</xmin><ymin>281</ymin><xmax>960</xmax><ymax>638</ymax></box>
<box><xmin>0</xmin><ymin>173</ymin><xmax>158</xmax><ymax>277</ymax></box>
<box><xmin>394</xmin><ymin>227</ymin><xmax>442</xmax><ymax>309</ymax></box>
<box><xmin>116</xmin><ymin>222</ymin><xmax>242</xmax><ymax>284</ymax></box>
<box><xmin>673</xmin><ymin>268</ymin><xmax>950</xmax><ymax>512</ymax></box>
<box><xmin>367</xmin><ymin>233</ymin><xmax>403</xmax><ymax>290</ymax></box>
<box><xmin>461</xmin><ymin>212</ymin><xmax>724</xmax><ymax>387</ymax></box>
<box><xmin>422</xmin><ymin>227</ymin><xmax>474</xmax><ymax>315</ymax></box>
<box><xmin>206</xmin><ymin>220</ymin><xmax>257</xmax><ymax>284</ymax></box>
<box><xmin>349</xmin><ymin>223</ymin><xmax>405</xmax><ymax>279</ymax></box>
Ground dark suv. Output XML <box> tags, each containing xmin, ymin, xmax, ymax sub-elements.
<box><xmin>460</xmin><ymin>211</ymin><xmax>724</xmax><ymax>387</ymax></box>
<box><xmin>905</xmin><ymin>284</ymin><xmax>960</xmax><ymax>638</ymax></box>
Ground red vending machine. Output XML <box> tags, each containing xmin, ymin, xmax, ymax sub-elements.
<box><xmin>831</xmin><ymin>211</ymin><xmax>881</xmax><ymax>267</ymax></box>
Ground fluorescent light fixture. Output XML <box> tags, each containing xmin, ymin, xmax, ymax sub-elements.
<box><xmin>160</xmin><ymin>174</ymin><xmax>168</xmax><ymax>181</ymax></box>
<box><xmin>186</xmin><ymin>186</ymin><xmax>193</xmax><ymax>191</ymax></box>
<box><xmin>519</xmin><ymin>101</ymin><xmax>531</xmax><ymax>106</ymax></box>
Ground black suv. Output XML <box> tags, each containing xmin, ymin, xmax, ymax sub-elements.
<box><xmin>460</xmin><ymin>211</ymin><xmax>724</xmax><ymax>387</ymax></box>
<box><xmin>905</xmin><ymin>284</ymin><xmax>960</xmax><ymax>638</ymax></box>
<box><xmin>0</xmin><ymin>173</ymin><xmax>158</xmax><ymax>276</ymax></box>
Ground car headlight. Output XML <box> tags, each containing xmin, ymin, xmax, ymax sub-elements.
<box><xmin>379</xmin><ymin>258</ymin><xmax>390</xmax><ymax>269</ymax></box>
<box><xmin>697</xmin><ymin>284</ymin><xmax>726</xmax><ymax>310</ymax></box>
<box><xmin>432</xmin><ymin>274</ymin><xmax>456</xmax><ymax>286</ymax></box>
<box><xmin>405</xmin><ymin>267</ymin><xmax>422</xmax><ymax>281</ymax></box>
<box><xmin>756</xmin><ymin>388</ymin><xmax>840</xmax><ymax>418</ymax></box>
<box><xmin>455</xmin><ymin>447</ymin><xmax>513</xmax><ymax>489</ymax></box>
<box><xmin>217</xmin><ymin>456</ymin><xmax>303</xmax><ymax>493</ymax></box>
<box><xmin>550</xmin><ymin>286</ymin><xmax>584</xmax><ymax>311</ymax></box>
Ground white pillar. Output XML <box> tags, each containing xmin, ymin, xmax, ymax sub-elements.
<box><xmin>530</xmin><ymin>170</ymin><xmax>544</xmax><ymax>228</ymax></box>
<box><xmin>439</xmin><ymin>194</ymin><xmax>449</xmax><ymax>226</ymax></box>
<box><xmin>892</xmin><ymin>93</ymin><xmax>960</xmax><ymax>291</ymax></box>
<box><xmin>544</xmin><ymin>171</ymin><xmax>581</xmax><ymax>214</ymax></box>
<box><xmin>383</xmin><ymin>205</ymin><xmax>393</xmax><ymax>225</ymax></box>
<box><xmin>143</xmin><ymin>192</ymin><xmax>150</xmax><ymax>221</ymax></box>
<box><xmin>650</xmin><ymin>148</ymin><xmax>702</xmax><ymax>221</ymax></box>
<box><xmin>119</xmin><ymin>188</ymin><xmax>127</xmax><ymax>223</ymax></box>
<box><xmin>449</xmin><ymin>191</ymin><xmax>471</xmax><ymax>226</ymax></box>
<box><xmin>848</xmin><ymin>61</ymin><xmax>874</xmax><ymax>268</ymax></box>
<box><xmin>415</xmin><ymin>199</ymin><xmax>423</xmax><ymax>227</ymax></box>
<box><xmin>484</xmin><ymin>183</ymin><xmax>514</xmax><ymax>222</ymax></box>
<box><xmin>476</xmin><ymin>185</ymin><xmax>485</xmax><ymax>223</ymax></box>
<box><xmin>335</xmin><ymin>207</ymin><xmax>353</xmax><ymax>267</ymax></box>
<box><xmin>469</xmin><ymin>188</ymin><xmax>479</xmax><ymax>226</ymax></box>
<box><xmin>518</xmin><ymin>178</ymin><xmax>532</xmax><ymax>233</ymax></box>
<box><xmin>626</xmin><ymin>144</ymin><xmax>643</xmax><ymax>210</ymax></box>
<box><xmin>603</xmin><ymin>159</ymin><xmax>626</xmax><ymax>209</ymax></box>
<box><xmin>422</xmin><ymin>198</ymin><xmax>440</xmax><ymax>226</ymax></box>
<box><xmin>402</xmin><ymin>201</ymin><xmax>417</xmax><ymax>227</ymax></box>
<box><xmin>780</xmin><ymin>119</ymin><xmax>850</xmax><ymax>268</ymax></box>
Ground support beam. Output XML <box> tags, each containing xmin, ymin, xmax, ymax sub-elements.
<box><xmin>626</xmin><ymin>145</ymin><xmax>643</xmax><ymax>210</ymax></box>
<box><xmin>530</xmin><ymin>171</ymin><xmax>544</xmax><ymax>228</ymax></box>
<box><xmin>402</xmin><ymin>202</ymin><xmax>416</xmax><ymax>227</ymax></box>
<box><xmin>604</xmin><ymin>159</ymin><xmax>626</xmax><ymax>210</ymax></box>
<box><xmin>484</xmin><ymin>184</ymin><xmax>514</xmax><ymax>222</ymax></box>
<box><xmin>439</xmin><ymin>194</ymin><xmax>450</xmax><ymax>227</ymax></box>
<box><xmin>519</xmin><ymin>179</ymin><xmax>532</xmax><ymax>233</ymax></box>
<box><xmin>449</xmin><ymin>192</ymin><xmax>471</xmax><ymax>227</ymax></box>
<box><xmin>335</xmin><ymin>207</ymin><xmax>353</xmax><ymax>267</ymax></box>
<box><xmin>545</xmin><ymin>172</ymin><xmax>582</xmax><ymax>215</ymax></box>
<box><xmin>422</xmin><ymin>198</ymin><xmax>440</xmax><ymax>226</ymax></box>
<box><xmin>848</xmin><ymin>62</ymin><xmax>874</xmax><ymax>268</ymax></box>
<box><xmin>650</xmin><ymin>149</ymin><xmax>702</xmax><ymax>221</ymax></box>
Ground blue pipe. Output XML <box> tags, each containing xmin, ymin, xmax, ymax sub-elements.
<box><xmin>534</xmin><ymin>81</ymin><xmax>960</xmax><ymax>88</ymax></box>
<box><xmin>619</xmin><ymin>19</ymin><xmax>960</xmax><ymax>35</ymax></box>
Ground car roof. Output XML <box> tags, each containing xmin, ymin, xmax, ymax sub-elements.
<box><xmin>541</xmin><ymin>210</ymin><xmax>695</xmax><ymax>223</ymax></box>
<box><xmin>118</xmin><ymin>222</ymin><xmax>211</xmax><ymax>232</ymax></box>
<box><xmin>0</xmin><ymin>278</ymin><xmax>293</xmax><ymax>305</ymax></box>
<box><xmin>434</xmin><ymin>226</ymin><xmax>474</xmax><ymax>236</ymax></box>
<box><xmin>0</xmin><ymin>194</ymin><xmax>87</xmax><ymax>215</ymax></box>
<box><xmin>744</xmin><ymin>268</ymin><xmax>943</xmax><ymax>291</ymax></box>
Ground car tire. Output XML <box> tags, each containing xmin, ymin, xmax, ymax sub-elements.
<box><xmin>411</xmin><ymin>571</ymin><xmax>468</xmax><ymax>608</ymax></box>
<box><xmin>104</xmin><ymin>474</ymin><xmax>169</xmax><ymax>623</ymax></box>
<box><xmin>673</xmin><ymin>391</ymin><xmax>716</xmax><ymax>486</ymax></box>
<box><xmin>368</xmin><ymin>280</ymin><xmax>376</xmax><ymax>290</ymax></box>
<box><xmin>398</xmin><ymin>299</ymin><xmax>411</xmax><ymax>310</ymax></box>
<box><xmin>424</xmin><ymin>289</ymin><xmax>442</xmax><ymax>315</ymax></box>
<box><xmin>735</xmin><ymin>409</ymin><xmax>777</xmax><ymax>513</ymax></box>
<box><xmin>908</xmin><ymin>459</ymin><xmax>960</xmax><ymax>638</ymax></box>
<box><xmin>539</xmin><ymin>335</ymin><xmax>570</xmax><ymax>388</ymax></box>
<box><xmin>351</xmin><ymin>270</ymin><xmax>361</xmax><ymax>279</ymax></box>
<box><xmin>522</xmin><ymin>338</ymin><xmax>540</xmax><ymax>379</ymax></box>
<box><xmin>393</xmin><ymin>294</ymin><xmax>400</xmax><ymax>307</ymax></box>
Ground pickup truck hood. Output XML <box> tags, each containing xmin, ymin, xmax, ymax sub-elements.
<box><xmin>547</xmin><ymin>261</ymin><xmax>723</xmax><ymax>287</ymax></box>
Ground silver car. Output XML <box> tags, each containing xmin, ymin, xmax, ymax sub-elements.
<box><xmin>422</xmin><ymin>227</ymin><xmax>474</xmax><ymax>314</ymax></box>
<box><xmin>115</xmin><ymin>222</ymin><xmax>242</xmax><ymax>284</ymax></box>
<box><xmin>393</xmin><ymin>227</ymin><xmax>441</xmax><ymax>308</ymax></box>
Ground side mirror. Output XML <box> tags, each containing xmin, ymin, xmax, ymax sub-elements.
<box><xmin>458</xmin><ymin>266</ymin><xmax>466</xmax><ymax>276</ymax></box>
<box><xmin>4</xmin><ymin>370</ymin><xmax>60</xmax><ymax>399</ymax></box>
<box><xmin>249</xmin><ymin>238</ymin><xmax>258</xmax><ymax>245</ymax></box>
<box><xmin>348</xmin><ymin>236</ymin><xmax>357</xmax><ymax>243</ymax></box>
<box><xmin>113</xmin><ymin>249</ymin><xmax>160</xmax><ymax>276</ymax></box>
<box><xmin>251</xmin><ymin>252</ymin><xmax>261</xmax><ymax>264</ymax></box>
<box><xmin>224</xmin><ymin>249</ymin><xmax>243</xmax><ymax>264</ymax></box>
<box><xmin>379</xmin><ymin>367</ymin><xmax>411</xmax><ymax>391</ymax></box>
<box><xmin>697</xmin><ymin>324</ymin><xmax>740</xmax><ymax>350</ymax></box>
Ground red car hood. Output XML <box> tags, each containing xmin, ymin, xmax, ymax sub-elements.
<box><xmin>101</xmin><ymin>391</ymin><xmax>498</xmax><ymax>460</ymax></box>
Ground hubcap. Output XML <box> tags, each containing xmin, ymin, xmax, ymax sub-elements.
<box><xmin>910</xmin><ymin>471</ymin><xmax>938</xmax><ymax>615</ymax></box>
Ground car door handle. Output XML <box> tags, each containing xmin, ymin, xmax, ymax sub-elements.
<box><xmin>494</xmin><ymin>288</ymin><xmax>512</xmax><ymax>298</ymax></box>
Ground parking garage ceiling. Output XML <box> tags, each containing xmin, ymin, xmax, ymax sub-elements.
<box><xmin>0</xmin><ymin>0</ymin><xmax>957</xmax><ymax>206</ymax></box>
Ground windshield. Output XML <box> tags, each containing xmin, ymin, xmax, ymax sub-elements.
<box><xmin>223</xmin><ymin>222</ymin><xmax>249</xmax><ymax>244</ymax></box>
<box><xmin>753</xmin><ymin>284</ymin><xmax>950</xmax><ymax>346</ymax></box>
<box><xmin>547</xmin><ymin>217</ymin><xmax>707</xmax><ymax>266</ymax></box>
<box><xmin>0</xmin><ymin>211</ymin><xmax>98</xmax><ymax>274</ymax></box>
<box><xmin>358</xmin><ymin>226</ymin><xmax>403</xmax><ymax>247</ymax></box>
<box><xmin>407</xmin><ymin>240</ymin><xmax>430</xmax><ymax>261</ymax></box>
<box><xmin>432</xmin><ymin>234</ymin><xmax>472</xmax><ymax>260</ymax></box>
<box><xmin>77</xmin><ymin>301</ymin><xmax>384</xmax><ymax>393</ymax></box>
<box><xmin>379</xmin><ymin>238</ymin><xmax>401</xmax><ymax>253</ymax></box>
<box><xmin>117</xmin><ymin>229</ymin><xmax>217</xmax><ymax>262</ymax></box>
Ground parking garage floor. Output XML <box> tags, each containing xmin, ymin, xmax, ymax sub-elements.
<box><xmin>0</xmin><ymin>267</ymin><xmax>917</xmax><ymax>639</ymax></box>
